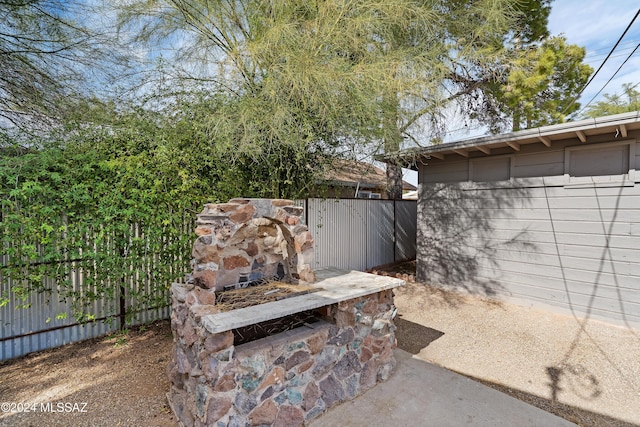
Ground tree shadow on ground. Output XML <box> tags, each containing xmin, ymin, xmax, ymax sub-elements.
<box><xmin>394</xmin><ymin>316</ymin><xmax>444</xmax><ymax>354</ymax></box>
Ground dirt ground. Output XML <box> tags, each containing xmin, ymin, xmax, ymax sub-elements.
<box><xmin>1</xmin><ymin>261</ymin><xmax>639</xmax><ymax>426</ymax></box>
<box><xmin>0</xmin><ymin>321</ymin><xmax>176</xmax><ymax>427</ymax></box>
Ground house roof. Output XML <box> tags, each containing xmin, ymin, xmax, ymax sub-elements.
<box><xmin>323</xmin><ymin>158</ymin><xmax>417</xmax><ymax>191</ymax></box>
<box><xmin>385</xmin><ymin>111</ymin><xmax>640</xmax><ymax>170</ymax></box>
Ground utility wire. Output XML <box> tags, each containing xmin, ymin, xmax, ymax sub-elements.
<box><xmin>578</xmin><ymin>41</ymin><xmax>640</xmax><ymax>114</ymax></box>
<box><xmin>561</xmin><ymin>8</ymin><xmax>640</xmax><ymax>115</ymax></box>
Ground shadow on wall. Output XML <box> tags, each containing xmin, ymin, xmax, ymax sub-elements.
<box><xmin>417</xmin><ymin>182</ymin><xmax>535</xmax><ymax>297</ymax></box>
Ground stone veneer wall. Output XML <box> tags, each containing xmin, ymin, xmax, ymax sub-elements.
<box><xmin>167</xmin><ymin>283</ymin><xmax>398</xmax><ymax>427</ymax></box>
<box><xmin>191</xmin><ymin>198</ymin><xmax>315</xmax><ymax>291</ymax></box>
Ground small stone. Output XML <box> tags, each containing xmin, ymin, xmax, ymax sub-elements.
<box><xmin>176</xmin><ymin>347</ymin><xmax>190</xmax><ymax>374</ymax></box>
<box><xmin>362</xmin><ymin>299</ymin><xmax>378</xmax><ymax>315</ymax></box>
<box><xmin>195</xmin><ymin>384</ymin><xmax>208</xmax><ymax>418</ymax></box>
<box><xmin>230</xmin><ymin>204</ymin><xmax>256</xmax><ymax>223</ymax></box>
<box><xmin>202</xmin><ymin>355</ymin><xmax>219</xmax><ymax>382</ymax></box>
<box><xmin>223</xmin><ymin>255</ymin><xmax>250</xmax><ymax>270</ymax></box>
<box><xmin>181</xmin><ymin>321</ymin><xmax>198</xmax><ymax>347</ymax></box>
<box><xmin>260</xmin><ymin>386</ymin><xmax>276</xmax><ymax>401</ymax></box>
<box><xmin>334</xmin><ymin>310</ymin><xmax>356</xmax><ymax>327</ymax></box>
<box><xmin>305</xmin><ymin>404</ymin><xmax>326</xmax><ymax>422</ymax></box>
<box><xmin>248</xmin><ymin>400</ymin><xmax>278</xmax><ymax>426</ymax></box>
<box><xmin>195</xmin><ymin>226</ymin><xmax>212</xmax><ymax>236</ymax></box>
<box><xmin>283</xmin><ymin>206</ymin><xmax>303</xmax><ymax>216</ymax></box>
<box><xmin>333</xmin><ymin>351</ymin><xmax>361</xmax><ymax>379</ymax></box>
<box><xmin>319</xmin><ymin>374</ymin><xmax>345</xmax><ymax>408</ymax></box>
<box><xmin>205</xmin><ymin>331</ymin><xmax>234</xmax><ymax>353</ymax></box>
<box><xmin>190</xmin><ymin>304</ymin><xmax>218</xmax><ymax>322</ymax></box>
<box><xmin>293</xmin><ymin>231</ymin><xmax>314</xmax><ymax>252</ymax></box>
<box><xmin>171</xmin><ymin>283</ymin><xmax>191</xmax><ymax>303</ymax></box>
<box><xmin>298</xmin><ymin>359</ymin><xmax>314</xmax><ymax>373</ymax></box>
<box><xmin>192</xmin><ymin>287</ymin><xmax>216</xmax><ymax>305</ymax></box>
<box><xmin>286</xmin><ymin>341</ymin><xmax>305</xmax><ymax>351</ymax></box>
<box><xmin>327</xmin><ymin>328</ymin><xmax>355</xmax><ymax>346</ymax></box>
<box><xmin>311</xmin><ymin>346</ymin><xmax>340</xmax><ymax>377</ymax></box>
<box><xmin>274</xmin><ymin>405</ymin><xmax>304</xmax><ymax>427</ymax></box>
<box><xmin>286</xmin><ymin>388</ymin><xmax>303</xmax><ymax>406</ymax></box>
<box><xmin>285</xmin><ymin>350</ymin><xmax>310</xmax><ymax>370</ymax></box>
<box><xmin>214</xmin><ymin>373</ymin><xmax>236</xmax><ymax>392</ymax></box>
<box><xmin>303</xmin><ymin>382</ymin><xmax>320</xmax><ymax>411</ymax></box>
<box><xmin>245</xmin><ymin>241</ymin><xmax>259</xmax><ymax>257</ymax></box>
<box><xmin>192</xmin><ymin>270</ymin><xmax>218</xmax><ymax>290</ymax></box>
<box><xmin>360</xmin><ymin>359</ymin><xmax>380</xmax><ymax>390</ymax></box>
<box><xmin>274</xmin><ymin>392</ymin><xmax>287</xmax><ymax>405</ymax></box>
<box><xmin>169</xmin><ymin>389</ymin><xmax>195</xmax><ymax>427</ymax></box>
<box><xmin>216</xmin><ymin>349</ymin><xmax>233</xmax><ymax>362</ymax></box>
<box><xmin>234</xmin><ymin>393</ymin><xmax>257</xmax><ymax>415</ymax></box>
<box><xmin>360</xmin><ymin>347</ymin><xmax>373</xmax><ymax>363</ymax></box>
<box><xmin>271</xmin><ymin>199</ymin><xmax>294</xmax><ymax>207</ymax></box>
<box><xmin>210</xmin><ymin>202</ymin><xmax>241</xmax><ymax>214</ymax></box>
<box><xmin>229</xmin><ymin>198</ymin><xmax>251</xmax><ymax>205</ymax></box>
<box><xmin>346</xmin><ymin>374</ymin><xmax>360</xmax><ymax>398</ymax></box>
<box><xmin>258</xmin><ymin>366</ymin><xmax>284</xmax><ymax>391</ymax></box>
<box><xmin>206</xmin><ymin>396</ymin><xmax>232</xmax><ymax>424</ymax></box>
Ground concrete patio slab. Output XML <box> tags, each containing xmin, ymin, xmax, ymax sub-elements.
<box><xmin>309</xmin><ymin>349</ymin><xmax>576</xmax><ymax>427</ymax></box>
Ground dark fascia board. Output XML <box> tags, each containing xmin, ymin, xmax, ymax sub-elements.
<box><xmin>383</xmin><ymin>111</ymin><xmax>640</xmax><ymax>170</ymax></box>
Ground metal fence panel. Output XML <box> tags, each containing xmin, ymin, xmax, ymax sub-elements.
<box><xmin>396</xmin><ymin>201</ymin><xmax>417</xmax><ymax>261</ymax></box>
<box><xmin>305</xmin><ymin>198</ymin><xmax>415</xmax><ymax>271</ymax></box>
<box><xmin>0</xmin><ymin>270</ymin><xmax>118</xmax><ymax>360</ymax></box>
<box><xmin>365</xmin><ymin>200</ymin><xmax>395</xmax><ymax>270</ymax></box>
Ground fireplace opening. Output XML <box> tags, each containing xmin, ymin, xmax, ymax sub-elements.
<box><xmin>231</xmin><ymin>309</ymin><xmax>322</xmax><ymax>346</ymax></box>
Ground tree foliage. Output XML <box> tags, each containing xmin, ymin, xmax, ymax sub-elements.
<box><xmin>118</xmin><ymin>0</ymin><xmax>522</xmax><ymax>198</ymax></box>
<box><xmin>582</xmin><ymin>83</ymin><xmax>640</xmax><ymax>118</ymax></box>
<box><xmin>491</xmin><ymin>36</ymin><xmax>592</xmax><ymax>131</ymax></box>
<box><xmin>0</xmin><ymin>93</ymin><xmax>321</xmax><ymax>323</ymax></box>
<box><xmin>0</xmin><ymin>0</ymin><xmax>132</xmax><ymax>131</ymax></box>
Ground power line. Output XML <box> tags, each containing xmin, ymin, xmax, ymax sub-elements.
<box><xmin>562</xmin><ymin>8</ymin><xmax>640</xmax><ymax>115</ymax></box>
<box><xmin>578</xmin><ymin>41</ymin><xmax>640</xmax><ymax>114</ymax></box>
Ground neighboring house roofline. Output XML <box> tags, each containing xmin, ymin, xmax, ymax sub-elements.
<box><xmin>322</xmin><ymin>158</ymin><xmax>417</xmax><ymax>191</ymax></box>
<box><xmin>385</xmin><ymin>111</ymin><xmax>640</xmax><ymax>169</ymax></box>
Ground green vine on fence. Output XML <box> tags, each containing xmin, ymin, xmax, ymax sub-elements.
<box><xmin>0</xmin><ymin>95</ymin><xmax>327</xmax><ymax>326</ymax></box>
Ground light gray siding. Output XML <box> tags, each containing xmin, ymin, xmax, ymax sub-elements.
<box><xmin>418</xmin><ymin>138</ymin><xmax>640</xmax><ymax>328</ymax></box>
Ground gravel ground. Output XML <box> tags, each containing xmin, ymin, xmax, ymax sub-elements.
<box><xmin>393</xmin><ymin>280</ymin><xmax>640</xmax><ymax>427</ymax></box>
<box><xmin>1</xmin><ymin>264</ymin><xmax>639</xmax><ymax>427</ymax></box>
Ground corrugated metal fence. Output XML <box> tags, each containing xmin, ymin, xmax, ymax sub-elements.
<box><xmin>307</xmin><ymin>198</ymin><xmax>416</xmax><ymax>270</ymax></box>
<box><xmin>1</xmin><ymin>198</ymin><xmax>415</xmax><ymax>360</ymax></box>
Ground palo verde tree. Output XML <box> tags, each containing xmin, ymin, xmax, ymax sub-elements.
<box><xmin>0</xmin><ymin>0</ymin><xmax>133</xmax><ymax>134</ymax></box>
<box><xmin>117</xmin><ymin>0</ymin><xmax>521</xmax><ymax>198</ymax></box>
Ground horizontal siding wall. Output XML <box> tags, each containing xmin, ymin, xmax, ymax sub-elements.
<box><xmin>418</xmin><ymin>137</ymin><xmax>640</xmax><ymax>328</ymax></box>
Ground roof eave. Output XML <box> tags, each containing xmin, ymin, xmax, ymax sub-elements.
<box><xmin>383</xmin><ymin>111</ymin><xmax>640</xmax><ymax>169</ymax></box>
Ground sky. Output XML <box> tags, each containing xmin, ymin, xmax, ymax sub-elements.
<box><xmin>547</xmin><ymin>0</ymin><xmax>640</xmax><ymax>113</ymax></box>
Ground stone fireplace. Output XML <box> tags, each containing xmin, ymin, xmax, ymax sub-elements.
<box><xmin>168</xmin><ymin>199</ymin><xmax>405</xmax><ymax>426</ymax></box>
<box><xmin>191</xmin><ymin>198</ymin><xmax>315</xmax><ymax>291</ymax></box>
